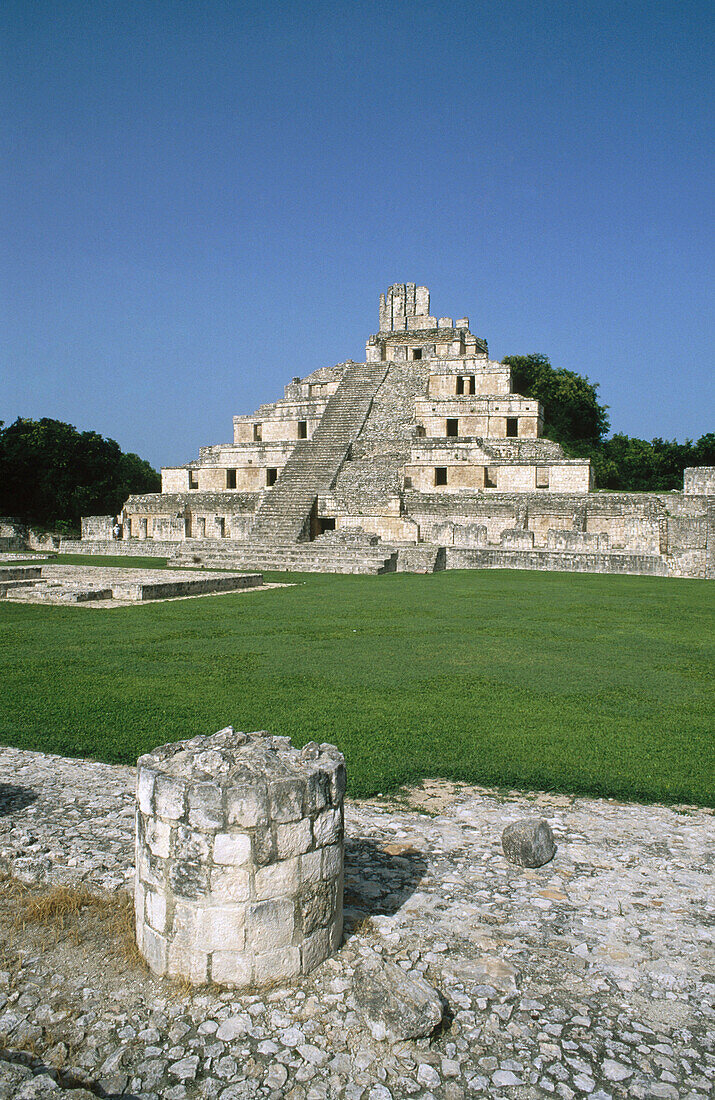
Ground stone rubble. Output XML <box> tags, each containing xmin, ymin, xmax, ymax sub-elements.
<box><xmin>0</xmin><ymin>747</ymin><xmax>713</xmax><ymax>1100</ymax></box>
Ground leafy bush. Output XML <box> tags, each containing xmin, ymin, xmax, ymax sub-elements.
<box><xmin>0</xmin><ymin>418</ymin><xmax>160</xmax><ymax>530</ymax></box>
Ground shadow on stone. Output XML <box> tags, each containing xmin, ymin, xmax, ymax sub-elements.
<box><xmin>0</xmin><ymin>1048</ymin><xmax>139</xmax><ymax>1099</ymax></box>
<box><xmin>343</xmin><ymin>837</ymin><xmax>428</xmax><ymax>921</ymax></box>
<box><xmin>0</xmin><ymin>784</ymin><xmax>37</xmax><ymax>817</ymax></box>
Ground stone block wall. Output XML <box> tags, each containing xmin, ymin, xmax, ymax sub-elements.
<box><xmin>684</xmin><ymin>467</ymin><xmax>715</xmax><ymax>495</ymax></box>
<box><xmin>81</xmin><ymin>515</ymin><xmax>115</xmax><ymax>541</ymax></box>
<box><xmin>546</xmin><ymin>530</ymin><xmax>609</xmax><ymax>552</ymax></box>
<box><xmin>135</xmin><ymin>729</ymin><xmax>345</xmax><ymax>989</ymax></box>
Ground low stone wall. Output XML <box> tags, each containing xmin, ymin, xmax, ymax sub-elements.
<box><xmin>60</xmin><ymin>539</ymin><xmax>176</xmax><ymax>557</ymax></box>
<box><xmin>113</xmin><ymin>572</ymin><xmax>262</xmax><ymax>600</ymax></box>
<box><xmin>0</xmin><ymin>566</ymin><xmax>43</xmax><ymax>595</ymax></box>
<box><xmin>500</xmin><ymin>528</ymin><xmax>535</xmax><ymax>549</ymax></box>
<box><xmin>445</xmin><ymin>547</ymin><xmax>669</xmax><ymax>577</ymax></box>
<box><xmin>396</xmin><ymin>546</ymin><xmax>446</xmax><ymax>573</ymax></box>
<box><xmin>546</xmin><ymin>529</ymin><xmax>609</xmax><ymax>551</ymax></box>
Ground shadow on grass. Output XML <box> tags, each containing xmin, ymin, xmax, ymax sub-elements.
<box><xmin>0</xmin><ymin>784</ymin><xmax>37</xmax><ymax>817</ymax></box>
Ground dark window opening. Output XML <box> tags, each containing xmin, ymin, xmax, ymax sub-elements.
<box><xmin>412</xmin><ymin>348</ymin><xmax>422</xmax><ymax>360</ymax></box>
<box><xmin>317</xmin><ymin>517</ymin><xmax>336</xmax><ymax>534</ymax></box>
<box><xmin>253</xmin><ymin>423</ymin><xmax>262</xmax><ymax>441</ymax></box>
<box><xmin>226</xmin><ymin>469</ymin><xmax>236</xmax><ymax>489</ymax></box>
<box><xmin>456</xmin><ymin>376</ymin><xmax>464</xmax><ymax>395</ymax></box>
<box><xmin>536</xmin><ymin>467</ymin><xmax>550</xmax><ymax>488</ymax></box>
<box><xmin>468</xmin><ymin>375</ymin><xmax>476</xmax><ymax>395</ymax></box>
<box><xmin>446</xmin><ymin>418</ymin><xmax>459</xmax><ymax>438</ymax></box>
<box><xmin>506</xmin><ymin>417</ymin><xmax>519</xmax><ymax>438</ymax></box>
<box><xmin>435</xmin><ymin>467</ymin><xmax>448</xmax><ymax>486</ymax></box>
<box><xmin>188</xmin><ymin>470</ymin><xmax>199</xmax><ymax>489</ymax></box>
<box><xmin>216</xmin><ymin>517</ymin><xmax>225</xmax><ymax>537</ymax></box>
<box><xmin>266</xmin><ymin>467</ymin><xmax>278</xmax><ymax>487</ymax></box>
<box><xmin>404</xmin><ymin>476</ymin><xmax>413</xmax><ymax>489</ymax></box>
<box><xmin>485</xmin><ymin>466</ymin><xmax>498</xmax><ymax>488</ymax></box>
<box><xmin>298</xmin><ymin>420</ymin><xmax>308</xmax><ymax>439</ymax></box>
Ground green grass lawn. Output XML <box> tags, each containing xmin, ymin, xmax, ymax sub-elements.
<box><xmin>1</xmin><ymin>558</ymin><xmax>713</xmax><ymax>805</ymax></box>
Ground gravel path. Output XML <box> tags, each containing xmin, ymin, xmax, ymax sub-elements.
<box><xmin>0</xmin><ymin>747</ymin><xmax>712</xmax><ymax>1099</ymax></box>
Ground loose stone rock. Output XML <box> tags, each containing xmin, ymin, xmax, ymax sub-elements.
<box><xmin>353</xmin><ymin>952</ymin><xmax>444</xmax><ymax>1041</ymax></box>
<box><xmin>501</xmin><ymin>816</ymin><xmax>557</xmax><ymax>867</ymax></box>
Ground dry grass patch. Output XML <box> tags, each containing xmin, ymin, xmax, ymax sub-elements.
<box><xmin>3</xmin><ymin>873</ymin><xmax>141</xmax><ymax>964</ymax></box>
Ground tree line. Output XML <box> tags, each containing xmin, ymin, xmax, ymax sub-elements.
<box><xmin>503</xmin><ymin>354</ymin><xmax>714</xmax><ymax>491</ymax></box>
<box><xmin>0</xmin><ymin>418</ymin><xmax>160</xmax><ymax>534</ymax></box>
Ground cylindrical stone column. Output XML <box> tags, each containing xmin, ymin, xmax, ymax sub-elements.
<box><xmin>134</xmin><ymin>727</ymin><xmax>345</xmax><ymax>987</ymax></box>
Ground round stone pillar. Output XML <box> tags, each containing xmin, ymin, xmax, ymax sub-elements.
<box><xmin>134</xmin><ymin>727</ymin><xmax>345</xmax><ymax>987</ymax></box>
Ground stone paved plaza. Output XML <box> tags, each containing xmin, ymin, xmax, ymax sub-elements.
<box><xmin>0</xmin><ymin>747</ymin><xmax>712</xmax><ymax>1099</ymax></box>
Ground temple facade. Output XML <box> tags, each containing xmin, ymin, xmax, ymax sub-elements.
<box><xmin>79</xmin><ymin>285</ymin><xmax>713</xmax><ymax>577</ymax></box>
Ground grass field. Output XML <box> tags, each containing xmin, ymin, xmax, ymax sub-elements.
<box><xmin>2</xmin><ymin>557</ymin><xmax>713</xmax><ymax>805</ymax></box>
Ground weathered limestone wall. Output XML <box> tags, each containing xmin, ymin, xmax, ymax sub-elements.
<box><xmin>684</xmin><ymin>467</ymin><xmax>715</xmax><ymax>495</ymax></box>
<box><xmin>446</xmin><ymin>546</ymin><xmax>669</xmax><ymax>576</ymax></box>
<box><xmin>416</xmin><ymin>397</ymin><xmax>542</xmax><ymax>439</ymax></box>
<box><xmin>163</xmin><ymin>462</ymin><xmax>289</xmax><ymax>494</ymax></box>
<box><xmin>135</xmin><ymin>728</ymin><xmax>345</xmax><ymax>988</ymax></box>
<box><xmin>402</xmin><ymin>489</ymin><xmax>710</xmax><ymax>576</ymax></box>
<box><xmin>404</xmin><ymin>460</ymin><xmax>591</xmax><ymax>494</ymax></box>
<box><xmin>120</xmin><ymin>491</ymin><xmax>260</xmax><ymax>544</ymax></box>
<box><xmin>80</xmin><ymin>516</ymin><xmax>115</xmax><ymax>541</ymax></box>
<box><xmin>427</xmin><ymin>363</ymin><xmax>510</xmax><ymax>398</ymax></box>
<box><xmin>60</xmin><ymin>538</ymin><xmax>175</xmax><ymax>556</ymax></box>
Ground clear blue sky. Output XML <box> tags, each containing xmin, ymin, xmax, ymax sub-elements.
<box><xmin>1</xmin><ymin>0</ymin><xmax>712</xmax><ymax>468</ymax></box>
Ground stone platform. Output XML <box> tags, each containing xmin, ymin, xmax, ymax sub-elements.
<box><xmin>0</xmin><ymin>746</ymin><xmax>712</xmax><ymax>1100</ymax></box>
<box><xmin>0</xmin><ymin>565</ymin><xmax>264</xmax><ymax>605</ymax></box>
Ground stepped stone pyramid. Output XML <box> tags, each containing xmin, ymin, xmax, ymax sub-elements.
<box><xmin>109</xmin><ymin>284</ymin><xmax>714</xmax><ymax>578</ymax></box>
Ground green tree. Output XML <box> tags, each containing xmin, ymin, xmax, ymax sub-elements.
<box><xmin>0</xmin><ymin>417</ymin><xmax>161</xmax><ymax>531</ymax></box>
<box><xmin>502</xmin><ymin>354</ymin><xmax>713</xmax><ymax>490</ymax></box>
<box><xmin>597</xmin><ymin>433</ymin><xmax>715</xmax><ymax>491</ymax></box>
<box><xmin>503</xmin><ymin>353</ymin><xmax>610</xmax><ymax>448</ymax></box>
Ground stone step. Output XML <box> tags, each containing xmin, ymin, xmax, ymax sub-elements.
<box><xmin>248</xmin><ymin>362</ymin><xmax>389</xmax><ymax>542</ymax></box>
<box><xmin>171</xmin><ymin>551</ymin><xmax>398</xmax><ymax>575</ymax></box>
<box><xmin>173</xmin><ymin>545</ymin><xmax>395</xmax><ymax>563</ymax></box>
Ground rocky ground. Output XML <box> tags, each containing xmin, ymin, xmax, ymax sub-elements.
<box><xmin>0</xmin><ymin>747</ymin><xmax>712</xmax><ymax>1100</ymax></box>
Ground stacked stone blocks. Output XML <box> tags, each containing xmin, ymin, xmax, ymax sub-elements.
<box><xmin>135</xmin><ymin>728</ymin><xmax>345</xmax><ymax>988</ymax></box>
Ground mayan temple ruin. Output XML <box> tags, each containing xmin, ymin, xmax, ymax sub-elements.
<box><xmin>76</xmin><ymin>284</ymin><xmax>714</xmax><ymax>577</ymax></box>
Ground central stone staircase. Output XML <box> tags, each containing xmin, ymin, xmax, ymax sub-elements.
<box><xmin>247</xmin><ymin>362</ymin><xmax>390</xmax><ymax>543</ymax></box>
